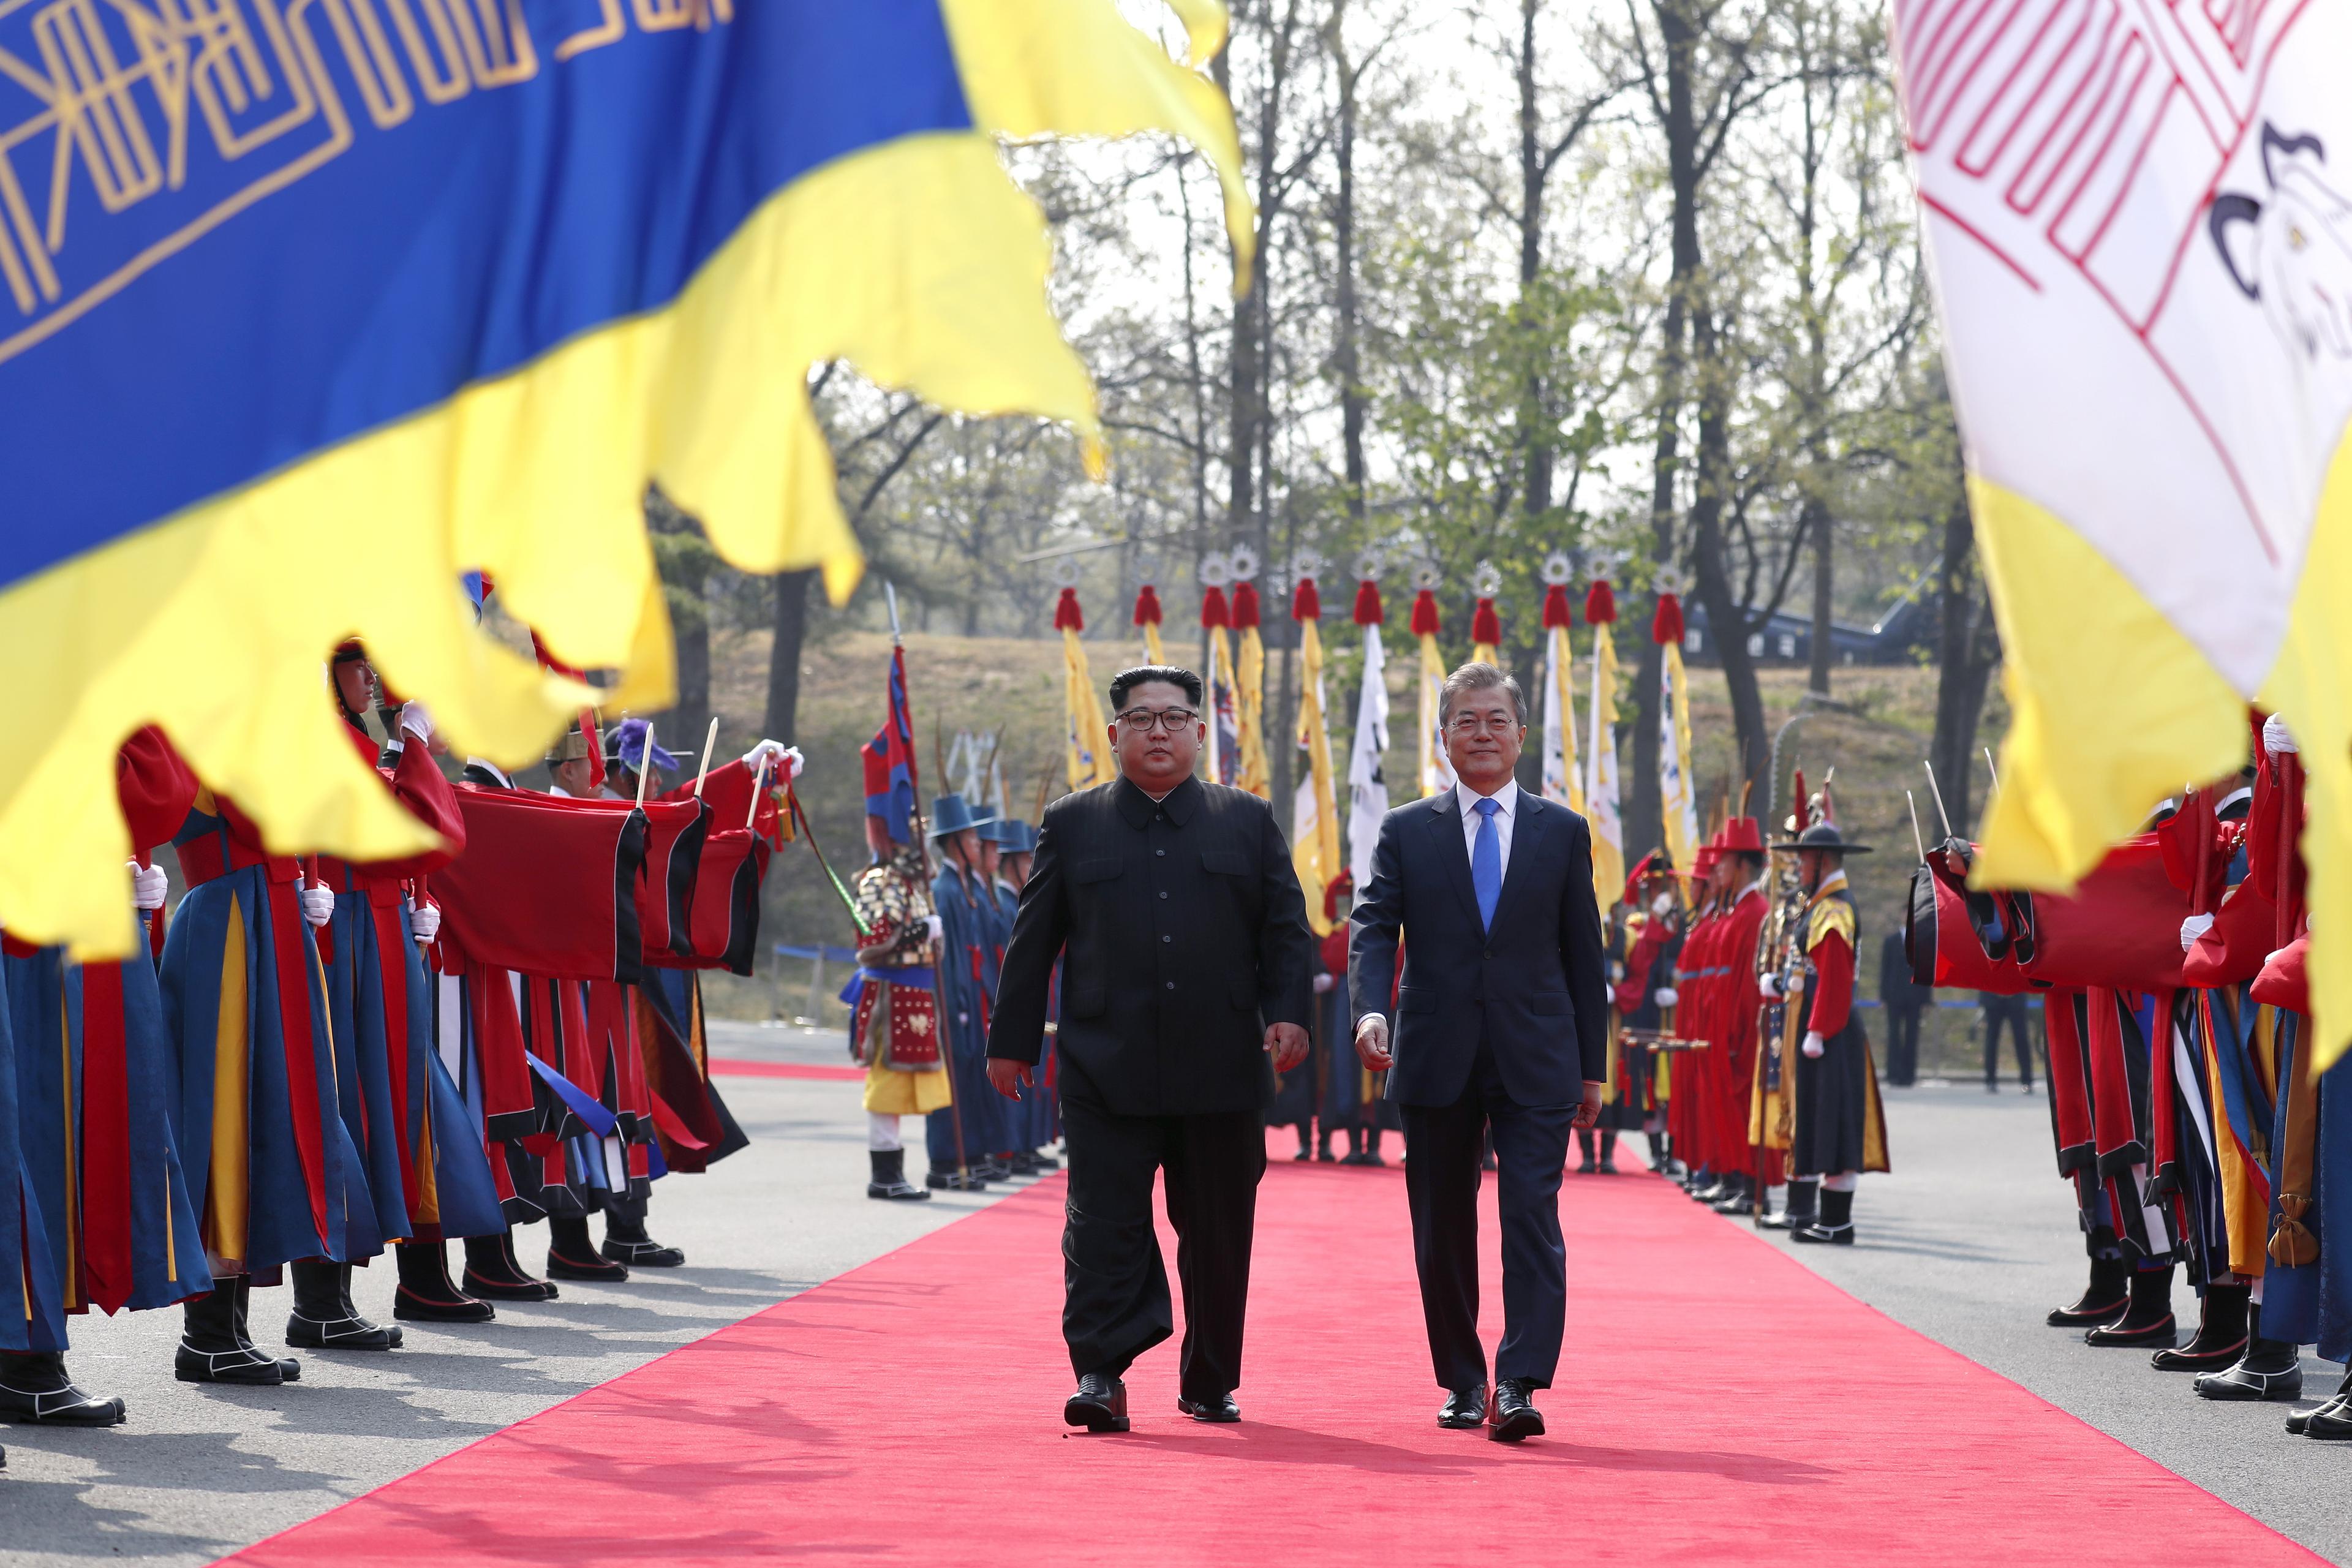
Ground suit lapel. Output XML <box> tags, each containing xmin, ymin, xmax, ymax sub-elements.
<box><xmin>1428</xmin><ymin>791</ymin><xmax>1482</xmax><ymax>929</ymax></box>
<box><xmin>1493</xmin><ymin>791</ymin><xmax>1549</xmax><ymax>929</ymax></box>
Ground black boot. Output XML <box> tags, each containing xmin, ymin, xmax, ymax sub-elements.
<box><xmin>236</xmin><ymin>1275</ymin><xmax>303</xmax><ymax>1380</ymax></box>
<box><xmin>1574</xmin><ymin>1129</ymin><xmax>1597</xmax><ymax>1174</ymax></box>
<box><xmin>1710</xmin><ymin>1174</ymin><xmax>1754</xmax><ymax>1215</ymax></box>
<box><xmin>1340</xmin><ymin>1126</ymin><xmax>1374</xmax><ymax>1167</ymax></box>
<box><xmin>1315</xmin><ymin>1124</ymin><xmax>1336</xmax><ymax>1163</ymax></box>
<box><xmin>0</xmin><ymin>1351</ymin><xmax>126</xmax><ymax>1426</ymax></box>
<box><xmin>2195</xmin><ymin>1305</ymin><xmax>2304</xmax><ymax>1401</ymax></box>
<box><xmin>867</xmin><ymin>1148</ymin><xmax>930</xmax><ymax>1201</ymax></box>
<box><xmin>2086</xmin><ymin>1264</ymin><xmax>2177</xmax><ymax>1347</ymax></box>
<box><xmin>548</xmin><ymin>1214</ymin><xmax>630</xmax><ymax>1281</ymax></box>
<box><xmin>1596</xmin><ymin>1129</ymin><xmax>1617</xmax><ymax>1173</ymax></box>
<box><xmin>1030</xmin><ymin>1146</ymin><xmax>1061</xmax><ymax>1172</ymax></box>
<box><xmin>1793</xmin><ymin>1185</ymin><xmax>1856</xmax><ymax>1244</ymax></box>
<box><xmin>1292</xmin><ymin>1125</ymin><xmax>1313</xmax><ymax>1163</ymax></box>
<box><xmin>2048</xmin><ymin>1245</ymin><xmax>2130</xmax><ymax>1327</ymax></box>
<box><xmin>2296</xmin><ymin>1367</ymin><xmax>2352</xmax><ymax>1438</ymax></box>
<box><xmin>1762</xmin><ymin>1178</ymin><xmax>1819</xmax><ymax>1231</ymax></box>
<box><xmin>176</xmin><ymin>1277</ymin><xmax>287</xmax><ymax>1385</ymax></box>
<box><xmin>393</xmin><ymin>1240</ymin><xmax>495</xmax><ymax>1323</ymax></box>
<box><xmin>464</xmin><ymin>1228</ymin><xmax>559</xmax><ymax>1302</ymax></box>
<box><xmin>601</xmin><ymin>1195</ymin><xmax>684</xmax><ymax>1268</ymax></box>
<box><xmin>1367</xmin><ymin>1127</ymin><xmax>1390</xmax><ymax>1168</ymax></box>
<box><xmin>1646</xmin><ymin>1131</ymin><xmax>1670</xmax><ymax>1174</ymax></box>
<box><xmin>286</xmin><ymin>1258</ymin><xmax>401</xmax><ymax>1350</ymax></box>
<box><xmin>2155</xmin><ymin>1282</ymin><xmax>2250</xmax><ymax>1371</ymax></box>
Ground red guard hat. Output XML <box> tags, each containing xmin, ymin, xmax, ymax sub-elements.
<box><xmin>1324</xmin><ymin>869</ymin><xmax>1355</xmax><ymax>922</ymax></box>
<box><xmin>1719</xmin><ymin>815</ymin><xmax>1765</xmax><ymax>853</ymax></box>
<box><xmin>1621</xmin><ymin>848</ymin><xmax>1673</xmax><ymax>907</ymax></box>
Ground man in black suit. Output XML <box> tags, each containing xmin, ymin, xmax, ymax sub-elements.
<box><xmin>987</xmin><ymin>666</ymin><xmax>1313</xmax><ymax>1433</ymax></box>
<box><xmin>1350</xmin><ymin>662</ymin><xmax>1610</xmax><ymax>1442</ymax></box>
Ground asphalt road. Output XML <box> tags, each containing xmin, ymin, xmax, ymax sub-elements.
<box><xmin>0</xmin><ymin>1022</ymin><xmax>1009</xmax><ymax>1567</ymax></box>
<box><xmin>4</xmin><ymin>1038</ymin><xmax>2344</xmax><ymax>1564</ymax></box>
<box><xmin>1740</xmin><ymin>1079</ymin><xmax>2350</xmax><ymax>1561</ymax></box>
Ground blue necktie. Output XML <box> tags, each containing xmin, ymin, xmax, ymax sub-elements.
<box><xmin>1471</xmin><ymin>796</ymin><xmax>1502</xmax><ymax>932</ymax></box>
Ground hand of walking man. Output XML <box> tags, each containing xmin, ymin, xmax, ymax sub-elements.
<box><xmin>1265</xmin><ymin>1022</ymin><xmax>1309</xmax><ymax>1073</ymax></box>
<box><xmin>987</xmin><ymin>1058</ymin><xmax>1031</xmax><ymax>1101</ymax></box>
<box><xmin>1354</xmin><ymin>1014</ymin><xmax>1392</xmax><ymax>1071</ymax></box>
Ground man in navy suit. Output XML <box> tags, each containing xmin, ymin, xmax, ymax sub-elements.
<box><xmin>1349</xmin><ymin>662</ymin><xmax>1610</xmax><ymax>1442</ymax></box>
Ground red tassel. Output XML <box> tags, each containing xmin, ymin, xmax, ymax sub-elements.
<box><xmin>1291</xmin><ymin>576</ymin><xmax>1321</xmax><ymax>622</ymax></box>
<box><xmin>1352</xmin><ymin>579</ymin><xmax>1384</xmax><ymax>625</ymax></box>
<box><xmin>1132</xmin><ymin>585</ymin><xmax>1163</xmax><ymax>627</ymax></box>
<box><xmin>1231</xmin><ymin>581</ymin><xmax>1261</xmax><ymax>630</ymax></box>
<box><xmin>1792</xmin><ymin>768</ymin><xmax>1811</xmax><ymax>833</ymax></box>
<box><xmin>1409</xmin><ymin>590</ymin><xmax>1442</xmax><ymax>639</ymax></box>
<box><xmin>1584</xmin><ymin>579</ymin><xmax>1616</xmax><ymax>625</ymax></box>
<box><xmin>1200</xmin><ymin>586</ymin><xmax>1231</xmax><ymax>628</ymax></box>
<box><xmin>1652</xmin><ymin>592</ymin><xmax>1686</xmax><ymax>646</ymax></box>
<box><xmin>1054</xmin><ymin>587</ymin><xmax>1085</xmax><ymax>632</ymax></box>
<box><xmin>1541</xmin><ymin>584</ymin><xmax>1573</xmax><ymax>629</ymax></box>
<box><xmin>1471</xmin><ymin>598</ymin><xmax>1501</xmax><ymax>647</ymax></box>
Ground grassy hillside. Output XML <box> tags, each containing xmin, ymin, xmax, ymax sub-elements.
<box><xmin>701</xmin><ymin>625</ymin><xmax>2009</xmax><ymax>1079</ymax></box>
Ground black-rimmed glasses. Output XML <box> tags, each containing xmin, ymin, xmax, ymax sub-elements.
<box><xmin>1116</xmin><ymin>707</ymin><xmax>1200</xmax><ymax>734</ymax></box>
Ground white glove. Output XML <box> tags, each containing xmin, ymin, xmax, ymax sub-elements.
<box><xmin>1654</xmin><ymin>987</ymin><xmax>1679</xmax><ymax>1008</ymax></box>
<box><xmin>301</xmin><ymin>884</ymin><xmax>335</xmax><ymax>928</ymax></box>
<box><xmin>1757</xmin><ymin>973</ymin><xmax>1781</xmax><ymax>999</ymax></box>
<box><xmin>742</xmin><ymin>740</ymin><xmax>804</xmax><ymax>782</ymax></box>
<box><xmin>924</xmin><ymin>914</ymin><xmax>944</xmax><ymax>942</ymax></box>
<box><xmin>2264</xmin><ymin>714</ymin><xmax>2297</xmax><ymax>756</ymax></box>
<box><xmin>1651</xmin><ymin>892</ymin><xmax>1675</xmax><ymax>918</ymax></box>
<box><xmin>2180</xmin><ymin>913</ymin><xmax>2215</xmax><ymax>954</ymax></box>
<box><xmin>130</xmin><ymin>861</ymin><xmax>168</xmax><ymax>911</ymax></box>
<box><xmin>409</xmin><ymin>899</ymin><xmax>442</xmax><ymax>944</ymax></box>
<box><xmin>1801</xmin><ymin>1030</ymin><xmax>1826</xmax><ymax>1059</ymax></box>
<box><xmin>1313</xmin><ymin>972</ymin><xmax>1335</xmax><ymax>993</ymax></box>
<box><xmin>398</xmin><ymin>700</ymin><xmax>434</xmax><ymax>744</ymax></box>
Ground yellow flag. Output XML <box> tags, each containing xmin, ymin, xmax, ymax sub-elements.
<box><xmin>1063</xmin><ymin>625</ymin><xmax>1115</xmax><ymax>791</ymax></box>
<box><xmin>1541</xmin><ymin>621</ymin><xmax>1583</xmax><ymax>815</ymax></box>
<box><xmin>1236</xmin><ymin>616</ymin><xmax>1271</xmax><ymax>800</ymax></box>
<box><xmin>1588</xmin><ymin>615</ymin><xmax>1624</xmax><ymax>908</ymax></box>
<box><xmin>1291</xmin><ymin>616</ymin><xmax>1343</xmax><ymax>935</ymax></box>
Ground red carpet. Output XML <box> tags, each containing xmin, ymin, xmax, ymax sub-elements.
<box><xmin>707</xmin><ymin>1057</ymin><xmax>863</xmax><ymax>1080</ymax></box>
<box><xmin>228</xmin><ymin>1152</ymin><xmax>2316</xmax><ymax>1566</ymax></box>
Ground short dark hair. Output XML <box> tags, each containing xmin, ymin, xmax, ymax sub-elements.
<box><xmin>1439</xmin><ymin>662</ymin><xmax>1525</xmax><ymax>725</ymax></box>
<box><xmin>1109</xmin><ymin>665</ymin><xmax>1204</xmax><ymax>712</ymax></box>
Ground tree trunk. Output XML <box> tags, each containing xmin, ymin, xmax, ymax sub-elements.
<box><xmin>764</xmin><ymin>568</ymin><xmax>816</xmax><ymax>747</ymax></box>
<box><xmin>1516</xmin><ymin>0</ymin><xmax>1553</xmax><ymax>523</ymax></box>
<box><xmin>1805</xmin><ymin>496</ymin><xmax>1833</xmax><ymax>695</ymax></box>
<box><xmin>1687</xmin><ymin>303</ymin><xmax>1771</xmax><ymax>801</ymax></box>
<box><xmin>1332</xmin><ymin>10</ymin><xmax>1367</xmax><ymax>526</ymax></box>
<box><xmin>1929</xmin><ymin>488</ymin><xmax>1984</xmax><ymax>837</ymax></box>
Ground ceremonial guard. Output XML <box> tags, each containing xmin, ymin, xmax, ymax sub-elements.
<box><xmin>164</xmin><ymin>702</ymin><xmax>389</xmax><ymax>1383</ymax></box>
<box><xmin>928</xmin><ymin>794</ymin><xmax>1006</xmax><ymax>1187</ymax></box>
<box><xmin>315</xmin><ymin>645</ymin><xmax>506</xmax><ymax>1333</ymax></box>
<box><xmin>2</xmin><ymin>730</ymin><xmax>213</xmax><ymax>1425</ymax></box>
<box><xmin>987</xmin><ymin>820</ymin><xmax>1058</xmax><ymax>1170</ymax></box>
<box><xmin>848</xmin><ymin>748</ymin><xmax>951</xmax><ymax>1199</ymax></box>
<box><xmin>1593</xmin><ymin>853</ymin><xmax>1679</xmax><ymax>1175</ymax></box>
<box><xmin>1703</xmin><ymin>820</ymin><xmax>1771</xmax><ymax>1216</ymax></box>
<box><xmin>1763</xmin><ymin>821</ymin><xmax>1888</xmax><ymax>1244</ymax></box>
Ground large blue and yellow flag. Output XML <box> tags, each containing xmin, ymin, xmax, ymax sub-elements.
<box><xmin>0</xmin><ymin>0</ymin><xmax>1248</xmax><ymax>959</ymax></box>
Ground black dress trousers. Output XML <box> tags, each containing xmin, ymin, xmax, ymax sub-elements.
<box><xmin>1059</xmin><ymin>1065</ymin><xmax>1266</xmax><ymax>1397</ymax></box>
<box><xmin>1399</xmin><ymin>1041</ymin><xmax>1573</xmax><ymax>1392</ymax></box>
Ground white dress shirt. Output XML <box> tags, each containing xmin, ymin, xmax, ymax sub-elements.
<box><xmin>1455</xmin><ymin>779</ymin><xmax>1520</xmax><ymax>880</ymax></box>
<box><xmin>1359</xmin><ymin>780</ymin><xmax>1520</xmax><ymax>1037</ymax></box>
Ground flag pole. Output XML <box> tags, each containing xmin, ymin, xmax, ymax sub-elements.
<box><xmin>889</xmin><ymin>582</ymin><xmax>973</xmax><ymax>1187</ymax></box>
<box><xmin>693</xmin><ymin>716</ymin><xmax>719</xmax><ymax>799</ymax></box>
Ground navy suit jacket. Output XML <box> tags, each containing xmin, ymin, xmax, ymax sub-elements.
<box><xmin>1348</xmin><ymin>787</ymin><xmax>1611</xmax><ymax>1110</ymax></box>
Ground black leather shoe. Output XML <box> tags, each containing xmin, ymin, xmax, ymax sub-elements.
<box><xmin>2085</xmin><ymin>1313</ymin><xmax>2176</xmax><ymax>1349</ymax></box>
<box><xmin>1489</xmin><ymin>1378</ymin><xmax>1544</xmax><ymax>1442</ymax></box>
<box><xmin>925</xmin><ymin>1169</ymin><xmax>991</xmax><ymax>1191</ymax></box>
<box><xmin>1178</xmin><ymin>1393</ymin><xmax>1240</xmax><ymax>1423</ymax></box>
<box><xmin>0</xmin><ymin>1355</ymin><xmax>126</xmax><ymax>1426</ymax></box>
<box><xmin>2302</xmin><ymin>1398</ymin><xmax>2352</xmax><ymax>1439</ymax></box>
<box><xmin>1064</xmin><ymin>1373</ymin><xmax>1129</xmax><ymax>1433</ymax></box>
<box><xmin>2195</xmin><ymin>1358</ymin><xmax>2303</xmax><ymax>1402</ymax></box>
<box><xmin>2288</xmin><ymin>1393</ymin><xmax>2347</xmax><ymax>1436</ymax></box>
<box><xmin>1028</xmin><ymin>1149</ymin><xmax>1060</xmax><ymax>1172</ymax></box>
<box><xmin>1574</xmin><ymin>1157</ymin><xmax>1597</xmax><ymax>1175</ymax></box>
<box><xmin>394</xmin><ymin>1284</ymin><xmax>496</xmax><ymax>1324</ymax></box>
<box><xmin>602</xmin><ymin>1237</ymin><xmax>685</xmax><ymax>1268</ymax></box>
<box><xmin>1438</xmin><ymin>1384</ymin><xmax>1488</xmax><ymax>1429</ymax></box>
<box><xmin>547</xmin><ymin>1248</ymin><xmax>630</xmax><ymax>1283</ymax></box>
<box><xmin>2047</xmin><ymin>1294</ymin><xmax>2128</xmax><ymax>1327</ymax></box>
<box><xmin>175</xmin><ymin>1339</ymin><xmax>287</xmax><ymax>1386</ymax></box>
<box><xmin>285</xmin><ymin>1312</ymin><xmax>402</xmax><ymax>1351</ymax></box>
<box><xmin>2152</xmin><ymin>1335</ymin><xmax>2245</xmax><ymax>1372</ymax></box>
<box><xmin>1791</xmin><ymin>1222</ymin><xmax>1854</xmax><ymax>1245</ymax></box>
<box><xmin>463</xmin><ymin>1266</ymin><xmax>558</xmax><ymax>1302</ymax></box>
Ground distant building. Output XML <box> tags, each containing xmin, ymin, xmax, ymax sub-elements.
<box><xmin>1680</xmin><ymin>572</ymin><xmax>1937</xmax><ymax>668</ymax></box>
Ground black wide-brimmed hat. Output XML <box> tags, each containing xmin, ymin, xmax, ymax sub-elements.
<box><xmin>1769</xmin><ymin>821</ymin><xmax>1872</xmax><ymax>854</ymax></box>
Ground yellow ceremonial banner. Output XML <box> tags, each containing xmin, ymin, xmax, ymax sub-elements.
<box><xmin>1236</xmin><ymin>621</ymin><xmax>1270</xmax><ymax>799</ymax></box>
<box><xmin>1417</xmin><ymin>633</ymin><xmax>1454</xmax><ymax>798</ymax></box>
<box><xmin>1144</xmin><ymin>623</ymin><xmax>1166</xmax><ymax>666</ymax></box>
<box><xmin>1063</xmin><ymin>626</ymin><xmax>1115</xmax><ymax>791</ymax></box>
<box><xmin>1540</xmin><ymin>622</ymin><xmax>1583</xmax><ymax>815</ymax></box>
<box><xmin>1586</xmin><ymin>619</ymin><xmax>1624</xmax><ymax>908</ymax></box>
<box><xmin>1660</xmin><ymin>635</ymin><xmax>1699</xmax><ymax>873</ymax></box>
<box><xmin>1291</xmin><ymin>617</ymin><xmax>1343</xmax><ymax>935</ymax></box>
<box><xmin>1893</xmin><ymin>4</ymin><xmax>2352</xmax><ymax>1063</ymax></box>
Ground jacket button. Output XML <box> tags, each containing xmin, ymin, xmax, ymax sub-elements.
<box><xmin>1165</xmin><ymin>981</ymin><xmax>1175</xmax><ymax>990</ymax></box>
<box><xmin>1161</xmin><ymin>934</ymin><xmax>1172</xmax><ymax>944</ymax></box>
<box><xmin>1156</xmin><ymin>849</ymin><xmax>1166</xmax><ymax>858</ymax></box>
<box><xmin>1159</xmin><ymin>891</ymin><xmax>1169</xmax><ymax>900</ymax></box>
